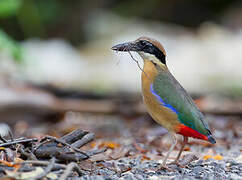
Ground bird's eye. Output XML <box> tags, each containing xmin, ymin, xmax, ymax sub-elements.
<box><xmin>139</xmin><ymin>40</ymin><xmax>146</xmax><ymax>46</ymax></box>
<box><xmin>152</xmin><ymin>62</ymin><xmax>157</xmax><ymax>66</ymax></box>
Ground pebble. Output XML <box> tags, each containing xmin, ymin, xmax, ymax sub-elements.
<box><xmin>120</xmin><ymin>173</ymin><xmax>145</xmax><ymax>180</ymax></box>
<box><xmin>78</xmin><ymin>157</ymin><xmax>242</xmax><ymax>180</ymax></box>
<box><xmin>80</xmin><ymin>175</ymin><xmax>106</xmax><ymax>180</ymax></box>
<box><xmin>236</xmin><ymin>154</ymin><xmax>242</xmax><ymax>163</ymax></box>
<box><xmin>192</xmin><ymin>166</ymin><xmax>203</xmax><ymax>174</ymax></box>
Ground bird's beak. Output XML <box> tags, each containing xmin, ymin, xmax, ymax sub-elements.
<box><xmin>111</xmin><ymin>42</ymin><xmax>139</xmax><ymax>52</ymax></box>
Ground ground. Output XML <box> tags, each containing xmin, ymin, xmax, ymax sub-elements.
<box><xmin>0</xmin><ymin>87</ymin><xmax>241</xmax><ymax>179</ymax></box>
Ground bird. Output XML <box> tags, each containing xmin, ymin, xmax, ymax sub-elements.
<box><xmin>111</xmin><ymin>37</ymin><xmax>216</xmax><ymax>169</ymax></box>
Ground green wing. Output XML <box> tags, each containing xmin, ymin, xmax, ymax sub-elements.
<box><xmin>153</xmin><ymin>71</ymin><xmax>211</xmax><ymax>136</ymax></box>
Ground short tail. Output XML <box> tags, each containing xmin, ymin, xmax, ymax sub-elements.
<box><xmin>207</xmin><ymin>133</ymin><xmax>216</xmax><ymax>144</ymax></box>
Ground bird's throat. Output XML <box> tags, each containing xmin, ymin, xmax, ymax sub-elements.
<box><xmin>141</xmin><ymin>60</ymin><xmax>167</xmax><ymax>85</ymax></box>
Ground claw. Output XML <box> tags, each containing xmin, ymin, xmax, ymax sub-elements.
<box><xmin>168</xmin><ymin>161</ymin><xmax>185</xmax><ymax>168</ymax></box>
<box><xmin>168</xmin><ymin>160</ymin><xmax>178</xmax><ymax>165</ymax></box>
<box><xmin>157</xmin><ymin>164</ymin><xmax>174</xmax><ymax>172</ymax></box>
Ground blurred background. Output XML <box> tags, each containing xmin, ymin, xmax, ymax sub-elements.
<box><xmin>0</xmin><ymin>0</ymin><xmax>242</xmax><ymax>141</ymax></box>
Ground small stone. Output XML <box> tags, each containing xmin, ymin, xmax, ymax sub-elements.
<box><xmin>230</xmin><ymin>173</ymin><xmax>242</xmax><ymax>179</ymax></box>
<box><xmin>236</xmin><ymin>154</ymin><xmax>242</xmax><ymax>163</ymax></box>
<box><xmin>192</xmin><ymin>166</ymin><xmax>203</xmax><ymax>174</ymax></box>
<box><xmin>120</xmin><ymin>173</ymin><xmax>145</xmax><ymax>180</ymax></box>
<box><xmin>195</xmin><ymin>160</ymin><xmax>204</xmax><ymax>166</ymax></box>
<box><xmin>226</xmin><ymin>162</ymin><xmax>231</xmax><ymax>167</ymax></box>
<box><xmin>80</xmin><ymin>175</ymin><xmax>105</xmax><ymax>180</ymax></box>
<box><xmin>98</xmin><ymin>169</ymin><xmax>115</xmax><ymax>177</ymax></box>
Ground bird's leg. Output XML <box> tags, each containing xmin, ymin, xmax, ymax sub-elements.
<box><xmin>159</xmin><ymin>133</ymin><xmax>177</xmax><ymax>171</ymax></box>
<box><xmin>169</xmin><ymin>136</ymin><xmax>188</xmax><ymax>165</ymax></box>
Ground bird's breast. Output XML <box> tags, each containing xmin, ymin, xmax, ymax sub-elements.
<box><xmin>141</xmin><ymin>61</ymin><xmax>180</xmax><ymax>132</ymax></box>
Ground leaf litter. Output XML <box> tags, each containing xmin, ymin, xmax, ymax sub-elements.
<box><xmin>0</xmin><ymin>84</ymin><xmax>241</xmax><ymax>179</ymax></box>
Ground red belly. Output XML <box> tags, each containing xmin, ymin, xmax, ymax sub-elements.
<box><xmin>177</xmin><ymin>124</ymin><xmax>208</xmax><ymax>141</ymax></box>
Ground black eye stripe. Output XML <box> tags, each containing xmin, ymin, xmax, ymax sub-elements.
<box><xmin>138</xmin><ymin>40</ymin><xmax>166</xmax><ymax>65</ymax></box>
<box><xmin>152</xmin><ymin>61</ymin><xmax>157</xmax><ymax>66</ymax></box>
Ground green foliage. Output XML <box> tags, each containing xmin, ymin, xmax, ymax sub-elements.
<box><xmin>37</xmin><ymin>0</ymin><xmax>61</xmax><ymax>24</ymax></box>
<box><xmin>0</xmin><ymin>0</ymin><xmax>22</xmax><ymax>18</ymax></box>
<box><xmin>17</xmin><ymin>0</ymin><xmax>45</xmax><ymax>38</ymax></box>
<box><xmin>0</xmin><ymin>29</ymin><xmax>22</xmax><ymax>62</ymax></box>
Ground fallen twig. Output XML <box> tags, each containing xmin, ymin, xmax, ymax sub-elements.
<box><xmin>86</xmin><ymin>148</ymin><xmax>107</xmax><ymax>156</ymax></box>
<box><xmin>31</xmin><ymin>157</ymin><xmax>56</xmax><ymax>180</ymax></box>
<box><xmin>19</xmin><ymin>146</ymin><xmax>37</xmax><ymax>160</ymax></box>
<box><xmin>13</xmin><ymin>160</ymin><xmax>84</xmax><ymax>179</ymax></box>
<box><xmin>0</xmin><ymin>138</ymin><xmax>38</xmax><ymax>147</ymax></box>
<box><xmin>59</xmin><ymin>162</ymin><xmax>83</xmax><ymax>180</ymax></box>
<box><xmin>0</xmin><ymin>136</ymin><xmax>8</xmax><ymax>143</ymax></box>
<box><xmin>2</xmin><ymin>129</ymin><xmax>105</xmax><ymax>178</ymax></box>
<box><xmin>35</xmin><ymin>136</ymin><xmax>89</xmax><ymax>158</ymax></box>
<box><xmin>71</xmin><ymin>133</ymin><xmax>95</xmax><ymax>148</ymax></box>
<box><xmin>61</xmin><ymin>129</ymin><xmax>88</xmax><ymax>144</ymax></box>
<box><xmin>13</xmin><ymin>160</ymin><xmax>67</xmax><ymax>170</ymax></box>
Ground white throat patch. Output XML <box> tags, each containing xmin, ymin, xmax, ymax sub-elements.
<box><xmin>138</xmin><ymin>52</ymin><xmax>162</xmax><ymax>65</ymax></box>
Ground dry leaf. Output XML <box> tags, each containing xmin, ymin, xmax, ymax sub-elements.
<box><xmin>89</xmin><ymin>153</ymin><xmax>110</xmax><ymax>162</ymax></box>
<box><xmin>110</xmin><ymin>147</ymin><xmax>129</xmax><ymax>160</ymax></box>
<box><xmin>99</xmin><ymin>141</ymin><xmax>120</xmax><ymax>149</ymax></box>
<box><xmin>213</xmin><ymin>155</ymin><xmax>223</xmax><ymax>160</ymax></box>
<box><xmin>203</xmin><ymin>155</ymin><xmax>212</xmax><ymax>160</ymax></box>
<box><xmin>5</xmin><ymin>167</ymin><xmax>58</xmax><ymax>179</ymax></box>
<box><xmin>141</xmin><ymin>155</ymin><xmax>151</xmax><ymax>161</ymax></box>
<box><xmin>79</xmin><ymin>160</ymin><xmax>93</xmax><ymax>171</ymax></box>
<box><xmin>133</xmin><ymin>143</ymin><xmax>147</xmax><ymax>153</ymax></box>
<box><xmin>183</xmin><ymin>146</ymin><xmax>190</xmax><ymax>151</ymax></box>
<box><xmin>14</xmin><ymin>158</ymin><xmax>24</xmax><ymax>163</ymax></box>
<box><xmin>90</xmin><ymin>142</ymin><xmax>96</xmax><ymax>148</ymax></box>
<box><xmin>0</xmin><ymin>160</ymin><xmax>14</xmax><ymax>167</ymax></box>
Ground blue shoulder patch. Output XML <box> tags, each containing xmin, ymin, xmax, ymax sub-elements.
<box><xmin>150</xmin><ymin>84</ymin><xmax>179</xmax><ymax>114</ymax></box>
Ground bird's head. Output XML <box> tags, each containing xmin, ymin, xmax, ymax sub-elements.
<box><xmin>112</xmin><ymin>37</ymin><xmax>167</xmax><ymax>69</ymax></box>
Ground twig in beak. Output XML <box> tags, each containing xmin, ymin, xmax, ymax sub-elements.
<box><xmin>127</xmin><ymin>51</ymin><xmax>150</xmax><ymax>80</ymax></box>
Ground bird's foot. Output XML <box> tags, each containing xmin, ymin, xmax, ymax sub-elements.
<box><xmin>157</xmin><ymin>164</ymin><xmax>174</xmax><ymax>172</ymax></box>
<box><xmin>168</xmin><ymin>161</ymin><xmax>184</xmax><ymax>168</ymax></box>
<box><xmin>168</xmin><ymin>160</ymin><xmax>178</xmax><ymax>165</ymax></box>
